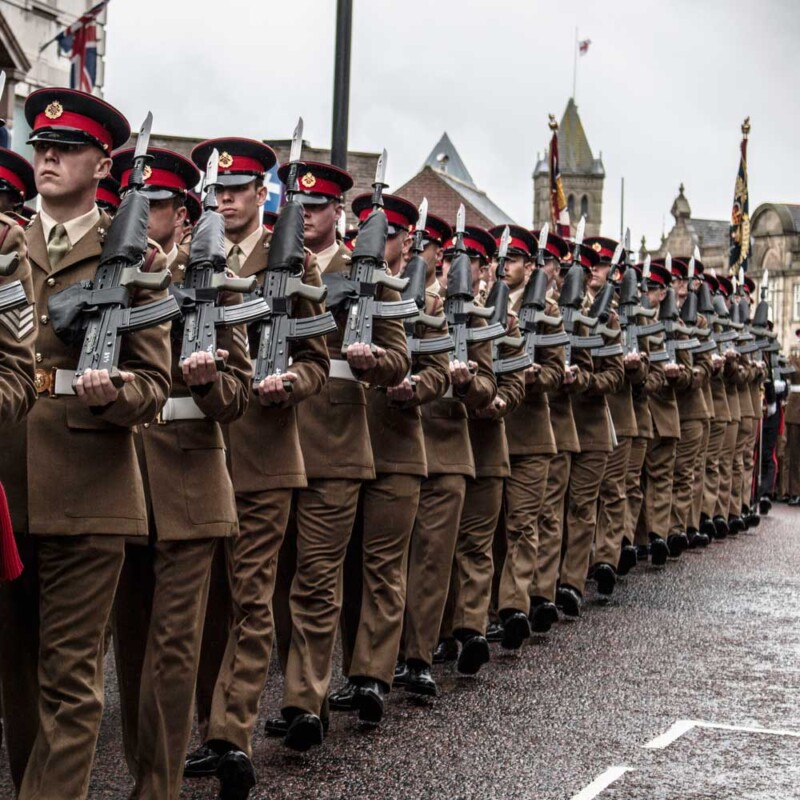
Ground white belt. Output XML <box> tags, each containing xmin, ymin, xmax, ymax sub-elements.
<box><xmin>157</xmin><ymin>396</ymin><xmax>207</xmax><ymax>423</ymax></box>
<box><xmin>328</xmin><ymin>359</ymin><xmax>359</xmax><ymax>382</ymax></box>
<box><xmin>790</xmin><ymin>385</ymin><xmax>800</xmax><ymax>394</ymax></box>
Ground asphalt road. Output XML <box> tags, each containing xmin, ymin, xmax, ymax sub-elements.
<box><xmin>2</xmin><ymin>504</ymin><xmax>799</xmax><ymax>799</ymax></box>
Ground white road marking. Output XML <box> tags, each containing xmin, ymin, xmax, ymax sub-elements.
<box><xmin>643</xmin><ymin>718</ymin><xmax>800</xmax><ymax>749</ymax></box>
<box><xmin>569</xmin><ymin>766</ymin><xmax>633</xmax><ymax>800</ymax></box>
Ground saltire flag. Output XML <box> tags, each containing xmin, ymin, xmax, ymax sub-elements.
<box><xmin>548</xmin><ymin>117</ymin><xmax>570</xmax><ymax>238</ymax></box>
<box><xmin>729</xmin><ymin>117</ymin><xmax>751</xmax><ymax>274</ymax></box>
<box><xmin>578</xmin><ymin>39</ymin><xmax>592</xmax><ymax>55</ymax></box>
<box><xmin>44</xmin><ymin>0</ymin><xmax>109</xmax><ymax>92</ymax></box>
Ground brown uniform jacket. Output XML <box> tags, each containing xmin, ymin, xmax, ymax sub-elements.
<box><xmin>137</xmin><ymin>255</ymin><xmax>252</xmax><ymax>540</ymax></box>
<box><xmin>646</xmin><ymin>314</ymin><xmax>682</xmax><ymax>439</ymax></box>
<box><xmin>675</xmin><ymin>315</ymin><xmax>713</xmax><ymax>421</ymax></box>
<box><xmin>226</xmin><ymin>229</ymin><xmax>329</xmax><ymax>491</ymax></box>
<box><xmin>10</xmin><ymin>211</ymin><xmax>172</xmax><ymax>536</ymax></box>
<box><xmin>367</xmin><ymin>290</ymin><xmax>450</xmax><ymax>476</ymax></box>
<box><xmin>607</xmin><ymin>303</ymin><xmax>649</xmax><ymax>439</ymax></box>
<box><xmin>297</xmin><ymin>243</ymin><xmax>409</xmax><ymax>480</ymax></box>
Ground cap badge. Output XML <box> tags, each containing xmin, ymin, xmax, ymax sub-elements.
<box><xmin>301</xmin><ymin>171</ymin><xmax>317</xmax><ymax>189</ymax></box>
<box><xmin>142</xmin><ymin>164</ymin><xmax>153</xmax><ymax>181</ymax></box>
<box><xmin>592</xmin><ymin>242</ymin><xmax>602</xmax><ymax>252</ymax></box>
<box><xmin>219</xmin><ymin>152</ymin><xmax>234</xmax><ymax>169</ymax></box>
<box><xmin>44</xmin><ymin>101</ymin><xmax>63</xmax><ymax>120</ymax></box>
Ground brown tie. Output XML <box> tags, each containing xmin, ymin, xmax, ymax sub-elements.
<box><xmin>227</xmin><ymin>244</ymin><xmax>242</xmax><ymax>275</ymax></box>
<box><xmin>47</xmin><ymin>223</ymin><xmax>70</xmax><ymax>268</ymax></box>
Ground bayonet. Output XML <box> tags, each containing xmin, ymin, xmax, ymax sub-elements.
<box><xmin>128</xmin><ymin>111</ymin><xmax>153</xmax><ymax>189</ymax></box>
<box><xmin>571</xmin><ymin>215</ymin><xmax>586</xmax><ymax>263</ymax></box>
<box><xmin>202</xmin><ymin>148</ymin><xmax>220</xmax><ymax>211</ymax></box>
<box><xmin>370</xmin><ymin>148</ymin><xmax>388</xmax><ymax>208</ymax></box>
<box><xmin>454</xmin><ymin>203</ymin><xmax>466</xmax><ymax>253</ymax></box>
<box><xmin>284</xmin><ymin>117</ymin><xmax>305</xmax><ymax>198</ymax></box>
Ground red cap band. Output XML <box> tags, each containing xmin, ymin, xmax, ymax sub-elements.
<box><xmin>0</xmin><ymin>166</ymin><xmax>25</xmax><ymax>196</ymax></box>
<box><xmin>120</xmin><ymin>166</ymin><xmax>187</xmax><ymax>192</ymax></box>
<box><xmin>221</xmin><ymin>154</ymin><xmax>266</xmax><ymax>174</ymax></box>
<box><xmin>96</xmin><ymin>185</ymin><xmax>120</xmax><ymax>208</ymax></box>
<box><xmin>462</xmin><ymin>236</ymin><xmax>487</xmax><ymax>258</ymax></box>
<box><xmin>299</xmin><ymin>174</ymin><xmax>344</xmax><ymax>198</ymax></box>
<box><xmin>423</xmin><ymin>225</ymin><xmax>444</xmax><ymax>243</ymax></box>
<box><xmin>34</xmin><ymin>110</ymin><xmax>113</xmax><ymax>150</ymax></box>
<box><xmin>503</xmin><ymin>235</ymin><xmax>532</xmax><ymax>255</ymax></box>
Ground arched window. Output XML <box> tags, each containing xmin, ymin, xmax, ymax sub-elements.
<box><xmin>567</xmin><ymin>194</ymin><xmax>575</xmax><ymax>217</ymax></box>
<box><xmin>581</xmin><ymin>195</ymin><xmax>589</xmax><ymax>220</ymax></box>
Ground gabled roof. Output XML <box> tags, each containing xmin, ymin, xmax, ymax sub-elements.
<box><xmin>436</xmin><ymin>170</ymin><xmax>515</xmax><ymax>226</ymax></box>
<box><xmin>422</xmin><ymin>132</ymin><xmax>475</xmax><ymax>186</ymax></box>
<box><xmin>533</xmin><ymin>98</ymin><xmax>605</xmax><ymax>178</ymax></box>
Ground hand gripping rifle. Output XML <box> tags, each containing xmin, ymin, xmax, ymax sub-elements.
<box><xmin>48</xmin><ymin>113</ymin><xmax>182</xmax><ymax>389</ymax></box>
<box><xmin>485</xmin><ymin>226</ymin><xmax>532</xmax><ymax>375</ymax></box>
<box><xmin>444</xmin><ymin>204</ymin><xmax>506</xmax><ymax>366</ymax></box>
<box><xmin>0</xmin><ymin>247</ymin><xmax>27</xmax><ymax>314</ymax></box>
<box><xmin>337</xmin><ymin>149</ymin><xmax>418</xmax><ymax>354</ymax></box>
<box><xmin>251</xmin><ymin>119</ymin><xmax>336</xmax><ymax>389</ymax></box>
<box><xmin>175</xmin><ymin>149</ymin><xmax>270</xmax><ymax>370</ymax></box>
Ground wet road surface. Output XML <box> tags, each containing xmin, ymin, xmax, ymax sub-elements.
<box><xmin>2</xmin><ymin>504</ymin><xmax>799</xmax><ymax>799</ymax></box>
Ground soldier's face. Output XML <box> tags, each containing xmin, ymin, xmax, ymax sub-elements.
<box><xmin>303</xmin><ymin>200</ymin><xmax>340</xmax><ymax>251</ymax></box>
<box><xmin>217</xmin><ymin>180</ymin><xmax>267</xmax><ymax>237</ymax></box>
<box><xmin>676</xmin><ymin>277</ymin><xmax>689</xmax><ymax>301</ymax></box>
<box><xmin>470</xmin><ymin>256</ymin><xmax>487</xmax><ymax>295</ymax></box>
<box><xmin>147</xmin><ymin>198</ymin><xmax>186</xmax><ymax>252</ymax></box>
<box><xmin>648</xmin><ymin>286</ymin><xmax>666</xmax><ymax>306</ymax></box>
<box><xmin>502</xmin><ymin>254</ymin><xmax>529</xmax><ymax>289</ymax></box>
<box><xmin>32</xmin><ymin>142</ymin><xmax>110</xmax><ymax>202</ymax></box>
<box><xmin>589</xmin><ymin>262</ymin><xmax>610</xmax><ymax>291</ymax></box>
<box><xmin>421</xmin><ymin>241</ymin><xmax>442</xmax><ymax>278</ymax></box>
<box><xmin>385</xmin><ymin>230</ymin><xmax>409</xmax><ymax>274</ymax></box>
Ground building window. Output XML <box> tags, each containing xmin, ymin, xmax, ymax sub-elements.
<box><xmin>568</xmin><ymin>194</ymin><xmax>575</xmax><ymax>217</ymax></box>
<box><xmin>793</xmin><ymin>283</ymin><xmax>800</xmax><ymax>321</ymax></box>
<box><xmin>580</xmin><ymin>195</ymin><xmax>589</xmax><ymax>220</ymax></box>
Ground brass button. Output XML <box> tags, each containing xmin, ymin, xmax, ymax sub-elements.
<box><xmin>35</xmin><ymin>352</ymin><xmax>43</xmax><ymax>363</ymax></box>
<box><xmin>46</xmin><ymin>278</ymin><xmax>56</xmax><ymax>287</ymax></box>
<box><xmin>143</xmin><ymin>423</ymin><xmax>150</xmax><ymax>429</ymax></box>
<box><xmin>40</xmin><ymin>315</ymin><xmax>49</xmax><ymax>325</ymax></box>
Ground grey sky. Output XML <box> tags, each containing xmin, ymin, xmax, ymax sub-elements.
<box><xmin>104</xmin><ymin>0</ymin><xmax>800</xmax><ymax>248</ymax></box>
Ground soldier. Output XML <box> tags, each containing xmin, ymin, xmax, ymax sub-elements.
<box><xmin>786</xmin><ymin>336</ymin><xmax>800</xmax><ymax>505</ymax></box>
<box><xmin>585</xmin><ymin>237</ymin><xmax>648</xmax><ymax>596</ymax></box>
<box><xmin>0</xmin><ymin>147</ymin><xmax>38</xmax><ymax>793</ymax></box>
<box><xmin>184</xmin><ymin>141</ymin><xmax>329</xmax><ymax>790</ymax></box>
<box><xmin>11</xmin><ymin>88</ymin><xmax>172</xmax><ymax>800</ymax></box>
<box><xmin>557</xmin><ymin>244</ymin><xmax>624</xmax><ymax>616</ymax></box>
<box><xmin>268</xmin><ymin>161</ymin><xmax>408</xmax><ymax>751</ymax></box>
<box><xmin>95</xmin><ymin>174</ymin><xmax>121</xmax><ymax>216</ymax></box>
<box><xmin>490</xmin><ymin>226</ymin><xmax>564</xmax><ymax>643</ymax></box>
<box><xmin>333</xmin><ymin>194</ymin><xmax>449</xmax><ymax>721</ymax></box>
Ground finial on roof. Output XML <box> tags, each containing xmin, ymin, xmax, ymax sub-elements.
<box><xmin>671</xmin><ymin>184</ymin><xmax>691</xmax><ymax>221</ymax></box>
<box><xmin>548</xmin><ymin>114</ymin><xmax>558</xmax><ymax>132</ymax></box>
<box><xmin>742</xmin><ymin>117</ymin><xmax>751</xmax><ymax>138</ymax></box>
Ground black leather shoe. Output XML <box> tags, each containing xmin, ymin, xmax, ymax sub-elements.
<box><xmin>649</xmin><ymin>535</ymin><xmax>669</xmax><ymax>567</ymax></box>
<box><xmin>529</xmin><ymin>599</ymin><xmax>559</xmax><ymax>633</ymax></box>
<box><xmin>789</xmin><ymin>496</ymin><xmax>800</xmax><ymax>507</ymax></box>
<box><xmin>357</xmin><ymin>680</ymin><xmax>386</xmax><ymax>724</ymax></box>
<box><xmin>456</xmin><ymin>634</ymin><xmax>490</xmax><ymax>675</ymax></box>
<box><xmin>759</xmin><ymin>496</ymin><xmax>772</xmax><ymax>515</ymax></box>
<box><xmin>636</xmin><ymin>544</ymin><xmax>650</xmax><ymax>562</ymax></box>
<box><xmin>283</xmin><ymin>713</ymin><xmax>323</xmax><ymax>752</ymax></box>
<box><xmin>686</xmin><ymin>527</ymin><xmax>700</xmax><ymax>549</ymax></box>
<box><xmin>745</xmin><ymin>512</ymin><xmax>760</xmax><ymax>529</ymax></box>
<box><xmin>712</xmin><ymin>515</ymin><xmax>729</xmax><ymax>539</ymax></box>
<box><xmin>393</xmin><ymin>660</ymin><xmax>410</xmax><ymax>687</ymax></box>
<box><xmin>500</xmin><ymin>611</ymin><xmax>530</xmax><ymax>650</ymax></box>
<box><xmin>617</xmin><ymin>545</ymin><xmax>638</xmax><ymax>576</ymax></box>
<box><xmin>432</xmin><ymin>637</ymin><xmax>458</xmax><ymax>663</ymax></box>
<box><xmin>777</xmin><ymin>494</ymin><xmax>791</xmax><ymax>504</ymax></box>
<box><xmin>405</xmin><ymin>663</ymin><xmax>438</xmax><ymax>697</ymax></box>
<box><xmin>486</xmin><ymin>621</ymin><xmax>504</xmax><ymax>643</ymax></box>
<box><xmin>728</xmin><ymin>515</ymin><xmax>745</xmax><ymax>534</ymax></box>
<box><xmin>217</xmin><ymin>749</ymin><xmax>257</xmax><ymax>800</ymax></box>
<box><xmin>185</xmin><ymin>743</ymin><xmax>221</xmax><ymax>778</ymax></box>
<box><xmin>700</xmin><ymin>514</ymin><xmax>717</xmax><ymax>538</ymax></box>
<box><xmin>265</xmin><ymin>714</ymin><xmax>329</xmax><ymax>737</ymax></box>
<box><xmin>667</xmin><ymin>533</ymin><xmax>685</xmax><ymax>558</ymax></box>
<box><xmin>328</xmin><ymin>679</ymin><xmax>359</xmax><ymax>712</ymax></box>
<box><xmin>594</xmin><ymin>563</ymin><xmax>616</xmax><ymax>596</ymax></box>
<box><xmin>693</xmin><ymin>531</ymin><xmax>710</xmax><ymax>548</ymax></box>
<box><xmin>556</xmin><ymin>585</ymin><xmax>582</xmax><ymax>617</ymax></box>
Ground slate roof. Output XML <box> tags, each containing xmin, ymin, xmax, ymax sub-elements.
<box><xmin>422</xmin><ymin>132</ymin><xmax>475</xmax><ymax>186</ymax></box>
<box><xmin>534</xmin><ymin>98</ymin><xmax>605</xmax><ymax>178</ymax></box>
<box><xmin>436</xmin><ymin>171</ymin><xmax>515</xmax><ymax>226</ymax></box>
<box><xmin>687</xmin><ymin>218</ymin><xmax>729</xmax><ymax>249</ymax></box>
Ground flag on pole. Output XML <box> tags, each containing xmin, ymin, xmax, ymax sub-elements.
<box><xmin>44</xmin><ymin>0</ymin><xmax>109</xmax><ymax>92</ymax></box>
<box><xmin>729</xmin><ymin>117</ymin><xmax>751</xmax><ymax>274</ymax></box>
<box><xmin>578</xmin><ymin>39</ymin><xmax>592</xmax><ymax>55</ymax></box>
<box><xmin>547</xmin><ymin>115</ymin><xmax>571</xmax><ymax>238</ymax></box>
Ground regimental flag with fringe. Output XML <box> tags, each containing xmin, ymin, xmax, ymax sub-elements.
<box><xmin>729</xmin><ymin>117</ymin><xmax>751</xmax><ymax>275</ymax></box>
<box><xmin>548</xmin><ymin>115</ymin><xmax>570</xmax><ymax>238</ymax></box>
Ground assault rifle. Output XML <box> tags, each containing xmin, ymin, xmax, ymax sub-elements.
<box><xmin>679</xmin><ymin>251</ymin><xmax>717</xmax><ymax>356</ymax></box>
<box><xmin>49</xmin><ymin>113</ymin><xmax>181</xmax><ymax>388</ymax></box>
<box><xmin>251</xmin><ymin>119</ymin><xmax>336</xmax><ymax>388</ymax></box>
<box><xmin>589</xmin><ymin>241</ymin><xmax>624</xmax><ymax>359</ymax></box>
<box><xmin>617</xmin><ymin>265</ymin><xmax>663</xmax><ymax>356</ymax></box>
<box><xmin>176</xmin><ymin>148</ymin><xmax>269</xmax><ymax>369</ymax></box>
<box><xmin>658</xmin><ymin>256</ymin><xmax>700</xmax><ymax>365</ymax></box>
<box><xmin>558</xmin><ymin>263</ymin><xmax>604</xmax><ymax>367</ymax></box>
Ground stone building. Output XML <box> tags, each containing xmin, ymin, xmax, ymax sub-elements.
<box><xmin>532</xmin><ymin>98</ymin><xmax>605</xmax><ymax>237</ymax></box>
<box><xmin>392</xmin><ymin>132</ymin><xmax>515</xmax><ymax>230</ymax></box>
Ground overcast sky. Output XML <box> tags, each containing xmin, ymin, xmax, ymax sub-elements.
<box><xmin>104</xmin><ymin>0</ymin><xmax>800</xmax><ymax>247</ymax></box>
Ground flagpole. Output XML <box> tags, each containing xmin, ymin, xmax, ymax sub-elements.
<box><xmin>572</xmin><ymin>27</ymin><xmax>578</xmax><ymax>99</ymax></box>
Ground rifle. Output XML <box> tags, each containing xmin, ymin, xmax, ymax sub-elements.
<box><xmin>175</xmin><ymin>148</ymin><xmax>270</xmax><ymax>370</ymax></box>
<box><xmin>589</xmin><ymin>241</ymin><xmax>625</xmax><ymax>358</ymax></box>
<box><xmin>679</xmin><ymin>250</ymin><xmax>717</xmax><ymax>356</ymax></box>
<box><xmin>251</xmin><ymin>119</ymin><xmax>337</xmax><ymax>389</ymax></box>
<box><xmin>444</xmin><ymin>204</ymin><xmax>506</xmax><ymax>366</ymax></box>
<box><xmin>617</xmin><ymin>265</ymin><xmax>663</xmax><ymax>356</ymax></box>
<box><xmin>485</xmin><ymin>226</ymin><xmax>532</xmax><ymax>375</ymax></box>
<box><xmin>558</xmin><ymin>264</ymin><xmax>604</xmax><ymax>367</ymax></box>
<box><xmin>49</xmin><ymin>113</ymin><xmax>182</xmax><ymax>389</ymax></box>
<box><xmin>335</xmin><ymin>150</ymin><xmax>419</xmax><ymax>354</ymax></box>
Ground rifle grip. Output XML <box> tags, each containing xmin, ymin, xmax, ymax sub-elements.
<box><xmin>122</xmin><ymin>267</ymin><xmax>172</xmax><ymax>291</ymax></box>
<box><xmin>109</xmin><ymin>367</ymin><xmax>125</xmax><ymax>390</ymax></box>
<box><xmin>373</xmin><ymin>272</ymin><xmax>409</xmax><ymax>291</ymax></box>
<box><xmin>215</xmin><ymin>274</ymin><xmax>257</xmax><ymax>293</ymax></box>
<box><xmin>0</xmin><ymin>251</ymin><xmax>19</xmax><ymax>277</ymax></box>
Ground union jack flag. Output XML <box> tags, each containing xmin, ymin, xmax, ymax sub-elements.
<box><xmin>51</xmin><ymin>1</ymin><xmax>109</xmax><ymax>92</ymax></box>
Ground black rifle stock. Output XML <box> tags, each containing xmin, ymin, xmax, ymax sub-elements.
<box><xmin>516</xmin><ymin>268</ymin><xmax>569</xmax><ymax>364</ymax></box>
<box><xmin>557</xmin><ymin>264</ymin><xmax>603</xmax><ymax>366</ymax></box>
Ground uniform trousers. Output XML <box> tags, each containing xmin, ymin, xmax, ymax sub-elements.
<box><xmin>19</xmin><ymin>535</ymin><xmax>125</xmax><ymax>800</ymax></box>
<box><xmin>741</xmin><ymin>417</ymin><xmax>759</xmax><ymax>507</ymax></box>
<box><xmin>531</xmin><ymin>453</ymin><xmax>571</xmax><ymax>603</ymax></box>
<box><xmin>594</xmin><ymin>437</ymin><xmax>633</xmax><ymax>568</ymax></box>
<box><xmin>452</xmin><ymin>476</ymin><xmax>504</xmax><ymax>636</ymax></box>
<box><xmin>715</xmin><ymin>421</ymin><xmax>740</xmax><ymax>518</ymax></box>
<box><xmin>199</xmin><ymin>489</ymin><xmax>292</xmax><ymax>752</ymax></box>
<box><xmin>340</xmin><ymin>473</ymin><xmax>421</xmax><ymax>688</ymax></box>
<box><xmin>730</xmin><ymin>417</ymin><xmax>753</xmax><ymax>516</ymax></box>
<box><xmin>689</xmin><ymin>419</ymin><xmax>711</xmax><ymax>529</ymax></box>
<box><xmin>669</xmin><ymin>419</ymin><xmax>705</xmax><ymax>533</ymax></box>
<box><xmin>624</xmin><ymin>437</ymin><xmax>649</xmax><ymax>548</ymax></box>
<box><xmin>758</xmin><ymin>411</ymin><xmax>780</xmax><ymax>497</ymax></box>
<box><xmin>644</xmin><ymin>432</ymin><xmax>677</xmax><ymax>538</ymax></box>
<box><xmin>0</xmin><ymin>533</ymin><xmax>39</xmax><ymax>793</ymax></box>
<box><xmin>559</xmin><ymin>450</ymin><xmax>608</xmax><ymax>595</ymax></box>
<box><xmin>787</xmin><ymin>424</ymin><xmax>800</xmax><ymax>496</ymax></box>
<box><xmin>113</xmin><ymin>538</ymin><xmax>216</xmax><ymax>800</ymax></box>
<box><xmin>702</xmin><ymin>420</ymin><xmax>728</xmax><ymax>519</ymax></box>
<box><xmin>498</xmin><ymin>454</ymin><xmax>550</xmax><ymax>615</ymax></box>
<box><xmin>403</xmin><ymin>474</ymin><xmax>465</xmax><ymax>665</ymax></box>
<box><xmin>275</xmin><ymin>479</ymin><xmax>361</xmax><ymax>718</ymax></box>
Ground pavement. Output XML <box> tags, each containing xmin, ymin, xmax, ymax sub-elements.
<box><xmin>2</xmin><ymin>504</ymin><xmax>799</xmax><ymax>799</ymax></box>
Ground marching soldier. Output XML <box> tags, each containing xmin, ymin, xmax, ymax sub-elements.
<box><xmin>13</xmin><ymin>88</ymin><xmax>172</xmax><ymax>800</ymax></box>
<box><xmin>95</xmin><ymin>175</ymin><xmax>121</xmax><ymax>216</ymax></box>
<box><xmin>333</xmin><ymin>194</ymin><xmax>449</xmax><ymax>722</ymax></box>
<box><xmin>0</xmin><ymin>147</ymin><xmax>38</xmax><ymax>793</ymax></box>
<box><xmin>185</xmin><ymin>141</ymin><xmax>329</xmax><ymax>792</ymax></box>
<box><xmin>786</xmin><ymin>343</ymin><xmax>800</xmax><ymax>505</ymax></box>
